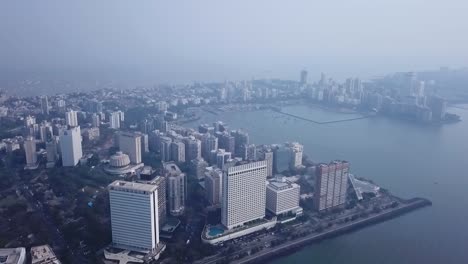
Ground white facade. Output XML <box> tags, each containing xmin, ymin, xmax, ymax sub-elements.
<box><xmin>0</xmin><ymin>247</ymin><xmax>26</xmax><ymax>264</ymax></box>
<box><xmin>110</xmin><ymin>112</ymin><xmax>121</xmax><ymax>129</ymax></box>
<box><xmin>31</xmin><ymin>245</ymin><xmax>60</xmax><ymax>264</ymax></box>
<box><xmin>202</xmin><ymin>134</ymin><xmax>218</xmax><ymax>161</ymax></box>
<box><xmin>170</xmin><ymin>141</ymin><xmax>185</xmax><ymax>163</ymax></box>
<box><xmin>118</xmin><ymin>132</ymin><xmax>142</xmax><ymax>164</ymax></box>
<box><xmin>222</xmin><ymin>160</ymin><xmax>267</xmax><ymax>229</ymax></box>
<box><xmin>60</xmin><ymin>126</ymin><xmax>83</xmax><ymax>167</ymax></box>
<box><xmin>164</xmin><ymin>162</ymin><xmax>186</xmax><ymax>216</ymax></box>
<box><xmin>266</xmin><ymin>180</ymin><xmax>300</xmax><ymax>215</ymax></box>
<box><xmin>287</xmin><ymin>142</ymin><xmax>303</xmax><ymax>169</ymax></box>
<box><xmin>167</xmin><ymin>173</ymin><xmax>186</xmax><ymax>216</ymax></box>
<box><xmin>108</xmin><ymin>181</ymin><xmax>159</xmax><ymax>252</ymax></box>
<box><xmin>65</xmin><ymin>110</ymin><xmax>78</xmax><ymax>127</ymax></box>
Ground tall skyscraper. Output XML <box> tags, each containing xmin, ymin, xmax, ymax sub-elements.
<box><xmin>164</xmin><ymin>162</ymin><xmax>186</xmax><ymax>216</ymax></box>
<box><xmin>110</xmin><ymin>112</ymin><xmax>121</xmax><ymax>129</ymax></box>
<box><xmin>184</xmin><ymin>137</ymin><xmax>201</xmax><ymax>161</ymax></box>
<box><xmin>65</xmin><ymin>110</ymin><xmax>78</xmax><ymax>127</ymax></box>
<box><xmin>170</xmin><ymin>141</ymin><xmax>185</xmax><ymax>163</ymax></box>
<box><xmin>91</xmin><ymin>113</ymin><xmax>101</xmax><ymax>128</ymax></box>
<box><xmin>217</xmin><ymin>132</ymin><xmax>235</xmax><ymax>154</ymax></box>
<box><xmin>108</xmin><ymin>181</ymin><xmax>160</xmax><ymax>252</ymax></box>
<box><xmin>286</xmin><ymin>142</ymin><xmax>303</xmax><ymax>169</ymax></box>
<box><xmin>117</xmin><ymin>110</ymin><xmax>125</xmax><ymax>122</ymax></box>
<box><xmin>118</xmin><ymin>132</ymin><xmax>142</xmax><ymax>164</ymax></box>
<box><xmin>159</xmin><ymin>136</ymin><xmax>172</xmax><ymax>162</ymax></box>
<box><xmin>41</xmin><ymin>96</ymin><xmax>49</xmax><ymax>115</ymax></box>
<box><xmin>59</xmin><ymin>126</ymin><xmax>83</xmax><ymax>167</ymax></box>
<box><xmin>259</xmin><ymin>148</ymin><xmax>273</xmax><ymax>178</ymax></box>
<box><xmin>39</xmin><ymin>122</ymin><xmax>53</xmax><ymax>142</ymax></box>
<box><xmin>314</xmin><ymin>161</ymin><xmax>349</xmax><ymax>211</ymax></box>
<box><xmin>222</xmin><ymin>160</ymin><xmax>267</xmax><ymax>229</ymax></box>
<box><xmin>24</xmin><ymin>136</ymin><xmax>38</xmax><ymax>169</ymax></box>
<box><xmin>190</xmin><ymin>158</ymin><xmax>208</xmax><ymax>180</ymax></box>
<box><xmin>140</xmin><ymin>133</ymin><xmax>149</xmax><ymax>153</ymax></box>
<box><xmin>205</xmin><ymin>167</ymin><xmax>223</xmax><ymax>207</ymax></box>
<box><xmin>138</xmin><ymin>173</ymin><xmax>167</xmax><ymax>228</ymax></box>
<box><xmin>202</xmin><ymin>134</ymin><xmax>218</xmax><ymax>160</ymax></box>
<box><xmin>274</xmin><ymin>145</ymin><xmax>290</xmax><ymax>173</ymax></box>
<box><xmin>46</xmin><ymin>137</ymin><xmax>59</xmax><ymax>168</ymax></box>
<box><xmin>232</xmin><ymin>130</ymin><xmax>249</xmax><ymax>157</ymax></box>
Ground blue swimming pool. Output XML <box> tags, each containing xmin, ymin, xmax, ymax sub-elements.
<box><xmin>208</xmin><ymin>226</ymin><xmax>225</xmax><ymax>236</ymax></box>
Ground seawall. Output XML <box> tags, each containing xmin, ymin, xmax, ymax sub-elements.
<box><xmin>235</xmin><ymin>198</ymin><xmax>432</xmax><ymax>264</ymax></box>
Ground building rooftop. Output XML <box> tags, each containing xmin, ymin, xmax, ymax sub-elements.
<box><xmin>268</xmin><ymin>179</ymin><xmax>299</xmax><ymax>191</ymax></box>
<box><xmin>108</xmin><ymin>180</ymin><xmax>158</xmax><ymax>193</ymax></box>
<box><xmin>30</xmin><ymin>245</ymin><xmax>61</xmax><ymax>264</ymax></box>
<box><xmin>0</xmin><ymin>247</ymin><xmax>26</xmax><ymax>264</ymax></box>
<box><xmin>163</xmin><ymin>162</ymin><xmax>182</xmax><ymax>175</ymax></box>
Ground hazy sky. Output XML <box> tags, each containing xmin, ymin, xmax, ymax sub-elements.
<box><xmin>1</xmin><ymin>0</ymin><xmax>467</xmax><ymax>83</ymax></box>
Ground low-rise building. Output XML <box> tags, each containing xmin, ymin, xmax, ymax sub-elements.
<box><xmin>0</xmin><ymin>247</ymin><xmax>26</xmax><ymax>264</ymax></box>
<box><xmin>30</xmin><ymin>245</ymin><xmax>61</xmax><ymax>264</ymax></box>
<box><xmin>266</xmin><ymin>178</ymin><xmax>301</xmax><ymax>216</ymax></box>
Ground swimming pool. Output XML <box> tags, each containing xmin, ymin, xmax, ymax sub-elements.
<box><xmin>208</xmin><ymin>226</ymin><xmax>225</xmax><ymax>236</ymax></box>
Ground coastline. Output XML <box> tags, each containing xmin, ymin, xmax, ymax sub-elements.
<box><xmin>231</xmin><ymin>197</ymin><xmax>432</xmax><ymax>264</ymax></box>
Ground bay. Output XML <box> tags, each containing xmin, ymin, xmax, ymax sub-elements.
<box><xmin>193</xmin><ymin>103</ymin><xmax>468</xmax><ymax>264</ymax></box>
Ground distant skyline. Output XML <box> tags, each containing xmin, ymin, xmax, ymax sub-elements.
<box><xmin>1</xmin><ymin>0</ymin><xmax>468</xmax><ymax>83</ymax></box>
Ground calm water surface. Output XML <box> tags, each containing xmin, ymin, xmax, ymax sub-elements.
<box><xmin>194</xmin><ymin>104</ymin><xmax>468</xmax><ymax>264</ymax></box>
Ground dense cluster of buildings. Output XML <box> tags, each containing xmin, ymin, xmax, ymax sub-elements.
<box><xmin>301</xmin><ymin>70</ymin><xmax>452</xmax><ymax>123</ymax></box>
<box><xmin>3</xmin><ymin>70</ymin><xmax>441</xmax><ymax>262</ymax></box>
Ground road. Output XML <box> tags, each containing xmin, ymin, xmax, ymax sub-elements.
<box><xmin>233</xmin><ymin>199</ymin><xmax>429</xmax><ymax>264</ymax></box>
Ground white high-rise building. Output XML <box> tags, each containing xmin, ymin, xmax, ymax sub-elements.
<box><xmin>170</xmin><ymin>141</ymin><xmax>185</xmax><ymax>163</ymax></box>
<box><xmin>184</xmin><ymin>136</ymin><xmax>201</xmax><ymax>161</ymax></box>
<box><xmin>202</xmin><ymin>134</ymin><xmax>218</xmax><ymax>161</ymax></box>
<box><xmin>118</xmin><ymin>132</ymin><xmax>142</xmax><ymax>164</ymax></box>
<box><xmin>108</xmin><ymin>181</ymin><xmax>160</xmax><ymax>252</ymax></box>
<box><xmin>222</xmin><ymin>160</ymin><xmax>267</xmax><ymax>229</ymax></box>
<box><xmin>164</xmin><ymin>162</ymin><xmax>186</xmax><ymax>216</ymax></box>
<box><xmin>287</xmin><ymin>142</ymin><xmax>303</xmax><ymax>169</ymax></box>
<box><xmin>41</xmin><ymin>96</ymin><xmax>49</xmax><ymax>115</ymax></box>
<box><xmin>205</xmin><ymin>167</ymin><xmax>223</xmax><ymax>206</ymax></box>
<box><xmin>65</xmin><ymin>110</ymin><xmax>78</xmax><ymax>127</ymax></box>
<box><xmin>117</xmin><ymin>110</ymin><xmax>125</xmax><ymax>122</ymax></box>
<box><xmin>266</xmin><ymin>178</ymin><xmax>300</xmax><ymax>215</ymax></box>
<box><xmin>314</xmin><ymin>161</ymin><xmax>349</xmax><ymax>211</ymax></box>
<box><xmin>24</xmin><ymin>115</ymin><xmax>36</xmax><ymax>127</ymax></box>
<box><xmin>24</xmin><ymin>136</ymin><xmax>38</xmax><ymax>169</ymax></box>
<box><xmin>59</xmin><ymin>126</ymin><xmax>83</xmax><ymax>167</ymax></box>
<box><xmin>110</xmin><ymin>112</ymin><xmax>121</xmax><ymax>129</ymax></box>
<box><xmin>159</xmin><ymin>136</ymin><xmax>172</xmax><ymax>162</ymax></box>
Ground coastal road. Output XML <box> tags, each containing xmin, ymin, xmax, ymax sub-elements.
<box><xmin>232</xmin><ymin>200</ymin><xmax>428</xmax><ymax>264</ymax></box>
